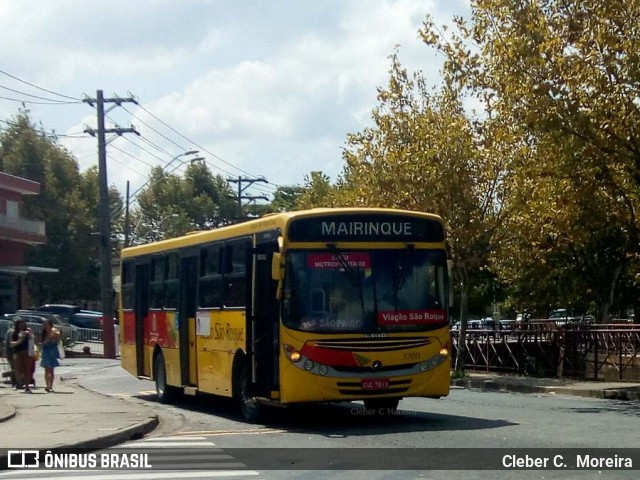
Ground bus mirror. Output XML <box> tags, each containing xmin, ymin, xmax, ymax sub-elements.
<box><xmin>272</xmin><ymin>252</ymin><xmax>283</xmax><ymax>280</ymax></box>
<box><xmin>447</xmin><ymin>259</ymin><xmax>454</xmax><ymax>308</ymax></box>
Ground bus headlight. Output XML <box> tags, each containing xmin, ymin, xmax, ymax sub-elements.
<box><xmin>419</xmin><ymin>354</ymin><xmax>447</xmax><ymax>371</ymax></box>
<box><xmin>284</xmin><ymin>344</ymin><xmax>301</xmax><ymax>362</ymax></box>
<box><xmin>318</xmin><ymin>364</ymin><xmax>329</xmax><ymax>376</ymax></box>
<box><xmin>304</xmin><ymin>359</ymin><xmax>315</xmax><ymax>371</ymax></box>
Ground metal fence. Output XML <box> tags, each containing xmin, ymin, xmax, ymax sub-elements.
<box><xmin>451</xmin><ymin>324</ymin><xmax>640</xmax><ymax>381</ymax></box>
<box><xmin>0</xmin><ymin>321</ymin><xmax>104</xmax><ymax>357</ymax></box>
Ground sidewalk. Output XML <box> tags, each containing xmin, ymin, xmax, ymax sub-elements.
<box><xmin>452</xmin><ymin>372</ymin><xmax>640</xmax><ymax>401</ymax></box>
<box><xmin>0</xmin><ymin>364</ymin><xmax>158</xmax><ymax>468</ymax></box>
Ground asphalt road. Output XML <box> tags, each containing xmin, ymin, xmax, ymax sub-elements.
<box><xmin>57</xmin><ymin>359</ymin><xmax>640</xmax><ymax>479</ymax></box>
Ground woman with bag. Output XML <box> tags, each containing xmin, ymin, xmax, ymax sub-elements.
<box><xmin>40</xmin><ymin>319</ymin><xmax>61</xmax><ymax>392</ymax></box>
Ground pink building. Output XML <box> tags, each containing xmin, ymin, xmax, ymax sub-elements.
<box><xmin>0</xmin><ymin>171</ymin><xmax>56</xmax><ymax>313</ymax></box>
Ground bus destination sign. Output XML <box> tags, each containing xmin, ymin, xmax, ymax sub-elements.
<box><xmin>288</xmin><ymin>214</ymin><xmax>444</xmax><ymax>243</ymax></box>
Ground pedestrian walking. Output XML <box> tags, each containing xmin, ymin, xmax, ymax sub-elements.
<box><xmin>10</xmin><ymin>317</ymin><xmax>33</xmax><ymax>393</ymax></box>
<box><xmin>40</xmin><ymin>319</ymin><xmax>61</xmax><ymax>392</ymax></box>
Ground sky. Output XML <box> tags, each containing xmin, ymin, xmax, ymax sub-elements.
<box><xmin>0</xmin><ymin>0</ymin><xmax>471</xmax><ymax>203</ymax></box>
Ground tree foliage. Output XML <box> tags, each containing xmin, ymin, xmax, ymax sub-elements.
<box><xmin>420</xmin><ymin>0</ymin><xmax>640</xmax><ymax>320</ymax></box>
<box><xmin>0</xmin><ymin>112</ymin><xmax>121</xmax><ymax>305</ymax></box>
<box><xmin>131</xmin><ymin>161</ymin><xmax>237</xmax><ymax>244</ymax></box>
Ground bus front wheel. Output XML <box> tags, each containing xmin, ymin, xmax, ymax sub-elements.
<box><xmin>363</xmin><ymin>398</ymin><xmax>400</xmax><ymax>414</ymax></box>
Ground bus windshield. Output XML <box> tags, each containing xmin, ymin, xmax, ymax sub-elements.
<box><xmin>282</xmin><ymin>249</ymin><xmax>447</xmax><ymax>333</ymax></box>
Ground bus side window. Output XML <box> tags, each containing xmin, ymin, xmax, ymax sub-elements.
<box><xmin>225</xmin><ymin>239</ymin><xmax>250</xmax><ymax>308</ymax></box>
<box><xmin>164</xmin><ymin>253</ymin><xmax>179</xmax><ymax>310</ymax></box>
<box><xmin>150</xmin><ymin>256</ymin><xmax>166</xmax><ymax>309</ymax></box>
<box><xmin>199</xmin><ymin>244</ymin><xmax>223</xmax><ymax>308</ymax></box>
<box><xmin>121</xmin><ymin>261</ymin><xmax>135</xmax><ymax>310</ymax></box>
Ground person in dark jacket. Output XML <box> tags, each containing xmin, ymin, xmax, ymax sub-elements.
<box><xmin>10</xmin><ymin>318</ymin><xmax>33</xmax><ymax>393</ymax></box>
<box><xmin>3</xmin><ymin>320</ymin><xmax>16</xmax><ymax>387</ymax></box>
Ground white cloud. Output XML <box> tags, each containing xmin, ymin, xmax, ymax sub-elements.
<box><xmin>2</xmin><ymin>0</ymin><xmax>472</xmax><ymax>198</ymax></box>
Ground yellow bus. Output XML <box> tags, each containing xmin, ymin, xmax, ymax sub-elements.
<box><xmin>120</xmin><ymin>208</ymin><xmax>451</xmax><ymax>421</ymax></box>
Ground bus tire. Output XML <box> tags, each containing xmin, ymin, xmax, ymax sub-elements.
<box><xmin>233</xmin><ymin>360</ymin><xmax>262</xmax><ymax>423</ymax></box>
<box><xmin>363</xmin><ymin>398</ymin><xmax>400</xmax><ymax>414</ymax></box>
<box><xmin>154</xmin><ymin>352</ymin><xmax>176</xmax><ymax>404</ymax></box>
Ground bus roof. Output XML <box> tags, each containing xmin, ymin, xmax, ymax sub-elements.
<box><xmin>121</xmin><ymin>207</ymin><xmax>444</xmax><ymax>259</ymax></box>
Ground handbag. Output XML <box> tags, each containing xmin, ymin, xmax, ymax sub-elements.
<box><xmin>57</xmin><ymin>341</ymin><xmax>65</xmax><ymax>360</ymax></box>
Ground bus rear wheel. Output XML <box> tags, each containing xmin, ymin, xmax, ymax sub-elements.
<box><xmin>234</xmin><ymin>361</ymin><xmax>262</xmax><ymax>423</ymax></box>
<box><xmin>155</xmin><ymin>353</ymin><xmax>177</xmax><ymax>404</ymax></box>
<box><xmin>363</xmin><ymin>398</ymin><xmax>400</xmax><ymax>414</ymax></box>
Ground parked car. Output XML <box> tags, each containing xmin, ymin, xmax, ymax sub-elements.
<box><xmin>499</xmin><ymin>319</ymin><xmax>516</xmax><ymax>331</ymax></box>
<box><xmin>36</xmin><ymin>304</ymin><xmax>104</xmax><ymax>330</ymax></box>
<box><xmin>549</xmin><ymin>308</ymin><xmax>580</xmax><ymax>326</ymax></box>
<box><xmin>468</xmin><ymin>318</ymin><xmax>496</xmax><ymax>330</ymax></box>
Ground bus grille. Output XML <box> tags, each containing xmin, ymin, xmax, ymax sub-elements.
<box><xmin>312</xmin><ymin>337</ymin><xmax>431</xmax><ymax>352</ymax></box>
<box><xmin>332</xmin><ymin>363</ymin><xmax>416</xmax><ymax>373</ymax></box>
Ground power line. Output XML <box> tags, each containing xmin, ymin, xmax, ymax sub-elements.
<box><xmin>109</xmin><ymin>143</ymin><xmax>158</xmax><ymax>169</ymax></box>
<box><xmin>121</xmin><ymin>105</ymin><xmax>188</xmax><ymax>153</ymax></box>
<box><xmin>0</xmin><ymin>94</ymin><xmax>80</xmax><ymax>105</ymax></box>
<box><xmin>118</xmin><ymin>136</ymin><xmax>181</xmax><ymax>168</ymax></box>
<box><xmin>106</xmin><ymin>153</ymin><xmax>149</xmax><ymax>178</ymax></box>
<box><xmin>0</xmin><ymin>68</ymin><xmax>81</xmax><ymax>101</ymax></box>
<box><xmin>0</xmin><ymin>118</ymin><xmax>86</xmax><ymax>138</ymax></box>
<box><xmin>0</xmin><ymin>84</ymin><xmax>79</xmax><ymax>103</ymax></box>
<box><xmin>135</xmin><ymin>103</ymin><xmax>276</xmax><ymax>182</ymax></box>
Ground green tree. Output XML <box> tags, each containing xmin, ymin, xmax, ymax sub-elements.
<box><xmin>267</xmin><ymin>185</ymin><xmax>304</xmax><ymax>212</ymax></box>
<box><xmin>131</xmin><ymin>162</ymin><xmax>237</xmax><ymax>244</ymax></box>
<box><xmin>295</xmin><ymin>171</ymin><xmax>336</xmax><ymax>209</ymax></box>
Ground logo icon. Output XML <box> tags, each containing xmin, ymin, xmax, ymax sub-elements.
<box><xmin>8</xmin><ymin>450</ymin><xmax>40</xmax><ymax>468</ymax></box>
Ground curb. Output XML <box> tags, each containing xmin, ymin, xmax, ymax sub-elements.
<box><xmin>452</xmin><ymin>378</ymin><xmax>640</xmax><ymax>401</ymax></box>
<box><xmin>0</xmin><ymin>414</ymin><xmax>158</xmax><ymax>471</ymax></box>
<box><xmin>0</xmin><ymin>402</ymin><xmax>16</xmax><ymax>424</ymax></box>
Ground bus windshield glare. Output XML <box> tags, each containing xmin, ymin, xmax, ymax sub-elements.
<box><xmin>282</xmin><ymin>249</ymin><xmax>447</xmax><ymax>333</ymax></box>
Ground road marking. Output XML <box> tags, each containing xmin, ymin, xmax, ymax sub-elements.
<box><xmin>121</xmin><ymin>441</ymin><xmax>215</xmax><ymax>448</ymax></box>
<box><xmin>173</xmin><ymin>428</ymin><xmax>286</xmax><ymax>436</ymax></box>
<box><xmin>140</xmin><ymin>436</ymin><xmax>208</xmax><ymax>441</ymax></box>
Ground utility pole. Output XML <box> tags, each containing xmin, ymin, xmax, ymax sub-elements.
<box><xmin>227</xmin><ymin>176</ymin><xmax>268</xmax><ymax>220</ymax></box>
<box><xmin>124</xmin><ymin>181</ymin><xmax>130</xmax><ymax>248</ymax></box>
<box><xmin>84</xmin><ymin>90</ymin><xmax>138</xmax><ymax>359</ymax></box>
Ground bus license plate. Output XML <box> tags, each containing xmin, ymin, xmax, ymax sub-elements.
<box><xmin>362</xmin><ymin>378</ymin><xmax>389</xmax><ymax>390</ymax></box>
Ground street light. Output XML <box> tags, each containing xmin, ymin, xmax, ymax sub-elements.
<box><xmin>166</xmin><ymin>156</ymin><xmax>205</xmax><ymax>174</ymax></box>
<box><xmin>129</xmin><ymin>150</ymin><xmax>200</xmax><ymax>200</ymax></box>
<box><xmin>124</xmin><ymin>150</ymin><xmax>201</xmax><ymax>246</ymax></box>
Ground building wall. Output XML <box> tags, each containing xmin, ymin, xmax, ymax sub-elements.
<box><xmin>0</xmin><ymin>239</ymin><xmax>27</xmax><ymax>266</ymax></box>
<box><xmin>0</xmin><ymin>171</ymin><xmax>46</xmax><ymax>312</ymax></box>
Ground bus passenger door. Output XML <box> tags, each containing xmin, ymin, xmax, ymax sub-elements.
<box><xmin>134</xmin><ymin>263</ymin><xmax>150</xmax><ymax>377</ymax></box>
<box><xmin>248</xmin><ymin>236</ymin><xmax>281</xmax><ymax>397</ymax></box>
<box><xmin>179</xmin><ymin>256</ymin><xmax>198</xmax><ymax>387</ymax></box>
